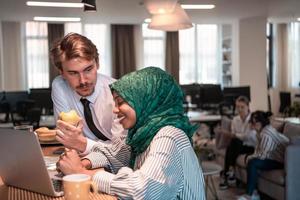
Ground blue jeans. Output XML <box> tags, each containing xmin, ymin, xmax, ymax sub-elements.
<box><xmin>247</xmin><ymin>158</ymin><xmax>283</xmax><ymax>195</ymax></box>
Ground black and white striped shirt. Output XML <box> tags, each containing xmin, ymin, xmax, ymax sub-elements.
<box><xmin>84</xmin><ymin>126</ymin><xmax>206</xmax><ymax>200</ymax></box>
<box><xmin>249</xmin><ymin>125</ymin><xmax>289</xmax><ymax>163</ymax></box>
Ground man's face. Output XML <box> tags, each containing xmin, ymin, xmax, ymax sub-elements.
<box><xmin>60</xmin><ymin>57</ymin><xmax>98</xmax><ymax>97</ymax></box>
<box><xmin>235</xmin><ymin>101</ymin><xmax>249</xmax><ymax>117</ymax></box>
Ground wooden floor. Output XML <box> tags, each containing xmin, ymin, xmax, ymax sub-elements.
<box><xmin>206</xmin><ymin>173</ymin><xmax>246</xmax><ymax>200</ymax></box>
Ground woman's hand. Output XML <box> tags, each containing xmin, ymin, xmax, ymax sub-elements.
<box><xmin>56</xmin><ymin>119</ymin><xmax>87</xmax><ymax>152</ymax></box>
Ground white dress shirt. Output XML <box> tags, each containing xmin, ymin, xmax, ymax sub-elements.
<box><xmin>51</xmin><ymin>73</ymin><xmax>125</xmax><ymax>154</ymax></box>
<box><xmin>231</xmin><ymin>113</ymin><xmax>257</xmax><ymax>147</ymax></box>
<box><xmin>85</xmin><ymin>126</ymin><xmax>206</xmax><ymax>200</ymax></box>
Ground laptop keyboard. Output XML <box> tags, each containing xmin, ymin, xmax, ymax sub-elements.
<box><xmin>51</xmin><ymin>178</ymin><xmax>63</xmax><ymax>192</ymax></box>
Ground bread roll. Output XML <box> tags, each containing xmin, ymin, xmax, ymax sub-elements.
<box><xmin>59</xmin><ymin>110</ymin><xmax>80</xmax><ymax>126</ymax></box>
<box><xmin>35</xmin><ymin>127</ymin><xmax>56</xmax><ymax>142</ymax></box>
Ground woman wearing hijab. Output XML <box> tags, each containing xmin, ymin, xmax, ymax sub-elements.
<box><xmin>57</xmin><ymin>67</ymin><xmax>206</xmax><ymax>200</ymax></box>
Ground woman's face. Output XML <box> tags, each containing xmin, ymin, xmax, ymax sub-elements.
<box><xmin>112</xmin><ymin>92</ymin><xmax>137</xmax><ymax>129</ymax></box>
<box><xmin>235</xmin><ymin>101</ymin><xmax>249</xmax><ymax>117</ymax></box>
<box><xmin>252</xmin><ymin>120</ymin><xmax>263</xmax><ymax>132</ymax></box>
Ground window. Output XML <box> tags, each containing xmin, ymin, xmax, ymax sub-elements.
<box><xmin>25</xmin><ymin>22</ymin><xmax>49</xmax><ymax>88</ymax></box>
<box><xmin>142</xmin><ymin>23</ymin><xmax>165</xmax><ymax>70</ymax></box>
<box><xmin>65</xmin><ymin>23</ymin><xmax>112</xmax><ymax>76</ymax></box>
<box><xmin>179</xmin><ymin>24</ymin><xmax>220</xmax><ymax>84</ymax></box>
<box><xmin>288</xmin><ymin>22</ymin><xmax>300</xmax><ymax>88</ymax></box>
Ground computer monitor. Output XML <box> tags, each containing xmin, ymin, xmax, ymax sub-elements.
<box><xmin>29</xmin><ymin>88</ymin><xmax>53</xmax><ymax>115</ymax></box>
<box><xmin>199</xmin><ymin>84</ymin><xmax>223</xmax><ymax>105</ymax></box>
<box><xmin>5</xmin><ymin>91</ymin><xmax>29</xmax><ymax>110</ymax></box>
<box><xmin>223</xmin><ymin>86</ymin><xmax>251</xmax><ymax>102</ymax></box>
<box><xmin>180</xmin><ymin>83</ymin><xmax>201</xmax><ymax>107</ymax></box>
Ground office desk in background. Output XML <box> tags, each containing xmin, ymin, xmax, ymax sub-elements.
<box><xmin>187</xmin><ymin>111</ymin><xmax>221</xmax><ymax>138</ymax></box>
<box><xmin>0</xmin><ymin>145</ymin><xmax>117</xmax><ymax>200</ymax></box>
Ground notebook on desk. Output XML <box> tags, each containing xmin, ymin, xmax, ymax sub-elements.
<box><xmin>0</xmin><ymin>129</ymin><xmax>64</xmax><ymax>197</ymax></box>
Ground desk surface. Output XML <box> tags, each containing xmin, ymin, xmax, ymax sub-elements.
<box><xmin>187</xmin><ymin>111</ymin><xmax>221</xmax><ymax>122</ymax></box>
<box><xmin>0</xmin><ymin>144</ymin><xmax>117</xmax><ymax>200</ymax></box>
<box><xmin>275</xmin><ymin>117</ymin><xmax>300</xmax><ymax>124</ymax></box>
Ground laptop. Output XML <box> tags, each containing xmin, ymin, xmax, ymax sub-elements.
<box><xmin>0</xmin><ymin>129</ymin><xmax>64</xmax><ymax>197</ymax></box>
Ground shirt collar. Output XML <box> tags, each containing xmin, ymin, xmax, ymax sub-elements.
<box><xmin>238</xmin><ymin>112</ymin><xmax>251</xmax><ymax>123</ymax></box>
<box><xmin>72</xmin><ymin>77</ymin><xmax>99</xmax><ymax>104</ymax></box>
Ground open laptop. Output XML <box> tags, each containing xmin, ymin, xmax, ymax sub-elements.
<box><xmin>0</xmin><ymin>129</ymin><xmax>64</xmax><ymax>197</ymax></box>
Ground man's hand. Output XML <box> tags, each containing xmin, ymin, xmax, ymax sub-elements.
<box><xmin>56</xmin><ymin>119</ymin><xmax>87</xmax><ymax>152</ymax></box>
<box><xmin>57</xmin><ymin>149</ymin><xmax>103</xmax><ymax>176</ymax></box>
<box><xmin>57</xmin><ymin>149</ymin><xmax>85</xmax><ymax>175</ymax></box>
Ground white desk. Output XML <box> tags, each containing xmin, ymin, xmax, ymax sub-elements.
<box><xmin>274</xmin><ymin>117</ymin><xmax>300</xmax><ymax>124</ymax></box>
<box><xmin>188</xmin><ymin>111</ymin><xmax>221</xmax><ymax>138</ymax></box>
<box><xmin>187</xmin><ymin>111</ymin><xmax>221</xmax><ymax>123</ymax></box>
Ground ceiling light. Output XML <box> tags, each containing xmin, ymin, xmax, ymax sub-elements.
<box><xmin>297</xmin><ymin>18</ymin><xmax>300</xmax><ymax>21</ymax></box>
<box><xmin>144</xmin><ymin>0</ymin><xmax>178</xmax><ymax>14</ymax></box>
<box><xmin>26</xmin><ymin>1</ymin><xmax>83</xmax><ymax>8</ymax></box>
<box><xmin>181</xmin><ymin>4</ymin><xmax>215</xmax><ymax>9</ymax></box>
<box><xmin>33</xmin><ymin>17</ymin><xmax>81</xmax><ymax>22</ymax></box>
<box><xmin>81</xmin><ymin>0</ymin><xmax>96</xmax><ymax>8</ymax></box>
<box><xmin>148</xmin><ymin>3</ymin><xmax>193</xmax><ymax>32</ymax></box>
<box><xmin>84</xmin><ymin>5</ymin><xmax>97</xmax><ymax>12</ymax></box>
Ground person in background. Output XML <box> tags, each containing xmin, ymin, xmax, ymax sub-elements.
<box><xmin>238</xmin><ymin>111</ymin><xmax>289</xmax><ymax>199</ymax></box>
<box><xmin>57</xmin><ymin>67</ymin><xmax>206</xmax><ymax>200</ymax></box>
<box><xmin>219</xmin><ymin>96</ymin><xmax>257</xmax><ymax>189</ymax></box>
<box><xmin>50</xmin><ymin>33</ymin><xmax>124</xmax><ymax>154</ymax></box>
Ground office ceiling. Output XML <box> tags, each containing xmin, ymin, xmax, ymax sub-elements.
<box><xmin>0</xmin><ymin>0</ymin><xmax>299</xmax><ymax>24</ymax></box>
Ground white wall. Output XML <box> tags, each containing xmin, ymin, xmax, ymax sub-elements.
<box><xmin>1</xmin><ymin>21</ymin><xmax>26</xmax><ymax>91</ymax></box>
<box><xmin>238</xmin><ymin>16</ymin><xmax>268</xmax><ymax>111</ymax></box>
<box><xmin>0</xmin><ymin>22</ymin><xmax>3</xmax><ymax>90</ymax></box>
<box><xmin>231</xmin><ymin>19</ymin><xmax>240</xmax><ymax>85</ymax></box>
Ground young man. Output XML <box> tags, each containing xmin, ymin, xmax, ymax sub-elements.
<box><xmin>51</xmin><ymin>33</ymin><xmax>124</xmax><ymax>154</ymax></box>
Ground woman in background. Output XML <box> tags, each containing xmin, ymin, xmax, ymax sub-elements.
<box><xmin>240</xmin><ymin>111</ymin><xmax>289</xmax><ymax>198</ymax></box>
<box><xmin>219</xmin><ymin>96</ymin><xmax>257</xmax><ymax>189</ymax></box>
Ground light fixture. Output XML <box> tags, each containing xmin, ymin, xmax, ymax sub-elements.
<box><xmin>84</xmin><ymin>5</ymin><xmax>97</xmax><ymax>12</ymax></box>
<box><xmin>148</xmin><ymin>3</ymin><xmax>193</xmax><ymax>31</ymax></box>
<box><xmin>81</xmin><ymin>0</ymin><xmax>96</xmax><ymax>8</ymax></box>
<box><xmin>33</xmin><ymin>17</ymin><xmax>81</xmax><ymax>22</ymax></box>
<box><xmin>181</xmin><ymin>4</ymin><xmax>215</xmax><ymax>9</ymax></box>
<box><xmin>144</xmin><ymin>0</ymin><xmax>178</xmax><ymax>14</ymax></box>
<box><xmin>297</xmin><ymin>18</ymin><xmax>300</xmax><ymax>21</ymax></box>
<box><xmin>26</xmin><ymin>1</ymin><xmax>83</xmax><ymax>8</ymax></box>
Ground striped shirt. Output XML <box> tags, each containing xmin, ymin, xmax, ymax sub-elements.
<box><xmin>84</xmin><ymin>126</ymin><xmax>206</xmax><ymax>200</ymax></box>
<box><xmin>248</xmin><ymin>125</ymin><xmax>289</xmax><ymax>163</ymax></box>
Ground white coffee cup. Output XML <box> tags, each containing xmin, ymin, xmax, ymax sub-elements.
<box><xmin>63</xmin><ymin>174</ymin><xmax>97</xmax><ymax>200</ymax></box>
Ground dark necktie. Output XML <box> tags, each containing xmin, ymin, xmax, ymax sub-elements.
<box><xmin>80</xmin><ymin>98</ymin><xmax>109</xmax><ymax>141</ymax></box>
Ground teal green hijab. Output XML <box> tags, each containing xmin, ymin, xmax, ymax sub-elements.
<box><xmin>110</xmin><ymin>67</ymin><xmax>198</xmax><ymax>167</ymax></box>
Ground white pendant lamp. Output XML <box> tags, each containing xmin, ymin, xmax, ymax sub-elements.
<box><xmin>144</xmin><ymin>0</ymin><xmax>178</xmax><ymax>14</ymax></box>
<box><xmin>148</xmin><ymin>3</ymin><xmax>193</xmax><ymax>32</ymax></box>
